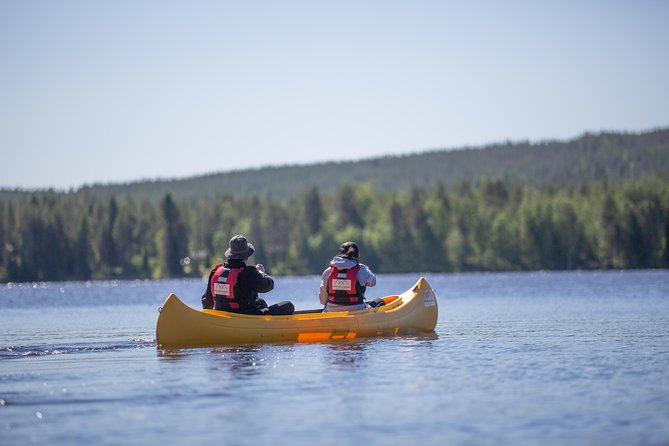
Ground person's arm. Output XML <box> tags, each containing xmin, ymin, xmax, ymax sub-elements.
<box><xmin>248</xmin><ymin>266</ymin><xmax>274</xmax><ymax>293</ymax></box>
<box><xmin>319</xmin><ymin>284</ymin><xmax>328</xmax><ymax>305</ymax></box>
<box><xmin>201</xmin><ymin>269</ymin><xmax>216</xmax><ymax>309</ymax></box>
<box><xmin>319</xmin><ymin>268</ymin><xmax>330</xmax><ymax>305</ymax></box>
<box><xmin>362</xmin><ymin>264</ymin><xmax>376</xmax><ymax>287</ymax></box>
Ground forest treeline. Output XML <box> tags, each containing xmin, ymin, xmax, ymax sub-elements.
<box><xmin>1</xmin><ymin>177</ymin><xmax>668</xmax><ymax>283</ymax></box>
<box><xmin>2</xmin><ymin>128</ymin><xmax>668</xmax><ymax>203</ymax></box>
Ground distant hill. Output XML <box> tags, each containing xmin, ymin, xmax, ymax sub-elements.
<box><xmin>2</xmin><ymin>127</ymin><xmax>668</xmax><ymax>202</ymax></box>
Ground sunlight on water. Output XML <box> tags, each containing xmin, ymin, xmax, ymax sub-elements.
<box><xmin>1</xmin><ymin>271</ymin><xmax>668</xmax><ymax>445</ymax></box>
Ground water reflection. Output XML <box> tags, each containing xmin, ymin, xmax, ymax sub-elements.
<box><xmin>400</xmin><ymin>332</ymin><xmax>440</xmax><ymax>343</ymax></box>
<box><xmin>210</xmin><ymin>346</ymin><xmax>260</xmax><ymax>376</ymax></box>
<box><xmin>323</xmin><ymin>340</ymin><xmax>369</xmax><ymax>368</ymax></box>
<box><xmin>207</xmin><ymin>345</ymin><xmax>292</xmax><ymax>380</ymax></box>
<box><xmin>158</xmin><ymin>345</ymin><xmax>274</xmax><ymax>377</ymax></box>
<box><xmin>156</xmin><ymin>348</ymin><xmax>192</xmax><ymax>360</ymax></box>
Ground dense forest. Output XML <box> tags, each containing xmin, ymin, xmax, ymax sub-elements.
<box><xmin>1</xmin><ymin>176</ymin><xmax>668</xmax><ymax>283</ymax></box>
<box><xmin>2</xmin><ymin>128</ymin><xmax>668</xmax><ymax>203</ymax></box>
<box><xmin>2</xmin><ymin>128</ymin><xmax>668</xmax><ymax>282</ymax></box>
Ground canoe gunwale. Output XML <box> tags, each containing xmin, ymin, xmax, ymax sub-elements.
<box><xmin>199</xmin><ymin>294</ymin><xmax>404</xmax><ymax>320</ymax></box>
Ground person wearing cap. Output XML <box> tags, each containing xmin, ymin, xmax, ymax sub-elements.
<box><xmin>202</xmin><ymin>235</ymin><xmax>294</xmax><ymax>315</ymax></box>
<box><xmin>319</xmin><ymin>241</ymin><xmax>377</xmax><ymax>312</ymax></box>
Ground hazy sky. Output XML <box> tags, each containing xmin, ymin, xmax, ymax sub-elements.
<box><xmin>1</xmin><ymin>1</ymin><xmax>668</xmax><ymax>190</ymax></box>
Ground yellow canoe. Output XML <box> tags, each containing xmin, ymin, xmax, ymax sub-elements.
<box><xmin>156</xmin><ymin>277</ymin><xmax>438</xmax><ymax>347</ymax></box>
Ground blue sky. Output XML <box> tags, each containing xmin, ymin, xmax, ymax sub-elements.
<box><xmin>1</xmin><ymin>0</ymin><xmax>668</xmax><ymax>190</ymax></box>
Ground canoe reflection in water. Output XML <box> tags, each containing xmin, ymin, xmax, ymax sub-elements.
<box><xmin>325</xmin><ymin>341</ymin><xmax>369</xmax><ymax>368</ymax></box>
<box><xmin>207</xmin><ymin>345</ymin><xmax>271</xmax><ymax>378</ymax></box>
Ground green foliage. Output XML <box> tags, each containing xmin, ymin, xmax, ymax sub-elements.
<box><xmin>1</xmin><ymin>176</ymin><xmax>668</xmax><ymax>283</ymax></box>
<box><xmin>2</xmin><ymin>128</ymin><xmax>669</xmax><ymax>282</ymax></box>
<box><xmin>158</xmin><ymin>194</ymin><xmax>188</xmax><ymax>277</ymax></box>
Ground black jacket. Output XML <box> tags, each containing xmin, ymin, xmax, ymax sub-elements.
<box><xmin>201</xmin><ymin>259</ymin><xmax>274</xmax><ymax>314</ymax></box>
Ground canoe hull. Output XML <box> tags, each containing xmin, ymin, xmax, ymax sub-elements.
<box><xmin>156</xmin><ymin>277</ymin><xmax>438</xmax><ymax>347</ymax></box>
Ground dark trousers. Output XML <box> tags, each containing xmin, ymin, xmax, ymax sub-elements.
<box><xmin>265</xmin><ymin>301</ymin><xmax>295</xmax><ymax>315</ymax></box>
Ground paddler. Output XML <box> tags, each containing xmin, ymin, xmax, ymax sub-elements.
<box><xmin>319</xmin><ymin>241</ymin><xmax>377</xmax><ymax>312</ymax></box>
<box><xmin>202</xmin><ymin>235</ymin><xmax>294</xmax><ymax>315</ymax></box>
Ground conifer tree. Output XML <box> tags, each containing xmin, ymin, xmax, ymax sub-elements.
<box><xmin>159</xmin><ymin>194</ymin><xmax>188</xmax><ymax>277</ymax></box>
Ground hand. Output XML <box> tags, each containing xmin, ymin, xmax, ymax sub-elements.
<box><xmin>255</xmin><ymin>263</ymin><xmax>265</xmax><ymax>273</ymax></box>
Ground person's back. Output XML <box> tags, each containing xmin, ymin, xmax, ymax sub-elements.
<box><xmin>202</xmin><ymin>235</ymin><xmax>294</xmax><ymax>315</ymax></box>
<box><xmin>320</xmin><ymin>242</ymin><xmax>376</xmax><ymax>312</ymax></box>
<box><xmin>204</xmin><ymin>258</ymin><xmax>274</xmax><ymax>314</ymax></box>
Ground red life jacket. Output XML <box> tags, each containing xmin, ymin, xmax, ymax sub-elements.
<box><xmin>327</xmin><ymin>263</ymin><xmax>364</xmax><ymax>305</ymax></box>
<box><xmin>210</xmin><ymin>264</ymin><xmax>243</xmax><ymax>311</ymax></box>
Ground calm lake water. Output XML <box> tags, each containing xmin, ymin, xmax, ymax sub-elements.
<box><xmin>1</xmin><ymin>271</ymin><xmax>668</xmax><ymax>445</ymax></box>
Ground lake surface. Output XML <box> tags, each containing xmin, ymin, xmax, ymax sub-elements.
<box><xmin>1</xmin><ymin>271</ymin><xmax>668</xmax><ymax>445</ymax></box>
